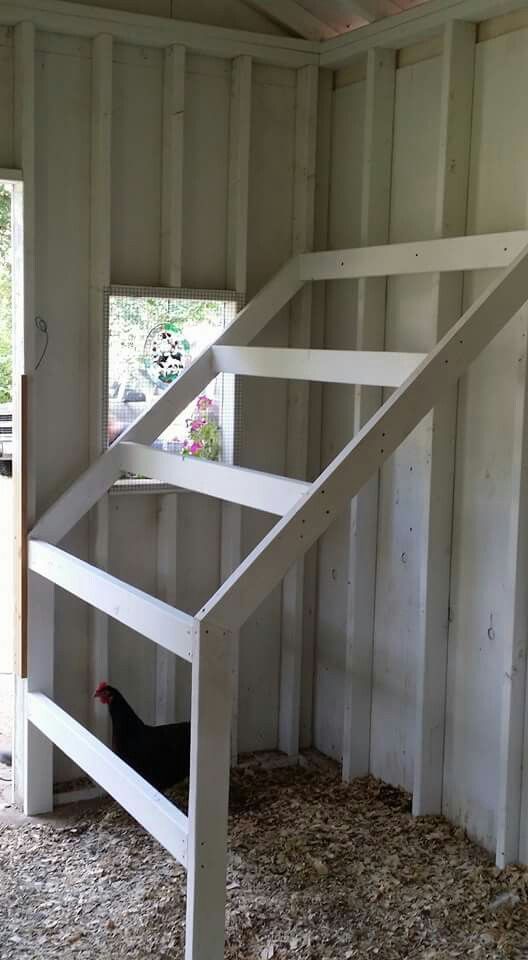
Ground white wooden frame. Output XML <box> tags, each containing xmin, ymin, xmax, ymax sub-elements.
<box><xmin>26</xmin><ymin>231</ymin><xmax>528</xmax><ymax>959</ymax></box>
<box><xmin>213</xmin><ymin>345</ymin><xmax>425</xmax><ymax>387</ymax></box>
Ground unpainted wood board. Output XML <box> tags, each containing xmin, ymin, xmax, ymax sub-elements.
<box><xmin>111</xmin><ymin>51</ymin><xmax>163</xmax><ymax>284</ymax></box>
<box><xmin>108</xmin><ymin>495</ymin><xmax>158</xmax><ymax>725</ymax></box>
<box><xmin>313</xmin><ymin>80</ymin><xmax>364</xmax><ymax>760</ymax></box>
<box><xmin>182</xmin><ymin>58</ymin><xmax>230</xmax><ymax>289</ymax></box>
<box><xmin>443</xmin><ymin>29</ymin><xmax>528</xmax><ymax>854</ymax></box>
<box><xmin>370</xmin><ymin>56</ymin><xmax>442</xmax><ymax>792</ymax></box>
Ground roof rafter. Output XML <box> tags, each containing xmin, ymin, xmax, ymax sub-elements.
<box><xmin>243</xmin><ymin>0</ymin><xmax>338</xmax><ymax>39</ymax></box>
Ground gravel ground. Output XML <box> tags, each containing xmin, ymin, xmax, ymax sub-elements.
<box><xmin>2</xmin><ymin>755</ymin><xmax>528</xmax><ymax>960</ymax></box>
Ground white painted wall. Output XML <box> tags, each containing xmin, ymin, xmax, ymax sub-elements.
<box><xmin>5</xmin><ymin>0</ymin><xmax>528</xmax><ymax>859</ymax></box>
<box><xmin>312</xmin><ymin>24</ymin><xmax>528</xmax><ymax>858</ymax></box>
<box><xmin>0</xmin><ymin>18</ymin><xmax>298</xmax><ymax>778</ymax></box>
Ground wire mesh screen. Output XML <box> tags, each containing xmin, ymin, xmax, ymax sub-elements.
<box><xmin>103</xmin><ymin>285</ymin><xmax>245</xmax><ymax>492</ymax></box>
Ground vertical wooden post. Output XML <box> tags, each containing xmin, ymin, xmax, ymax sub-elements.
<box><xmin>222</xmin><ymin>54</ymin><xmax>251</xmax><ymax>764</ymax></box>
<box><xmin>161</xmin><ymin>44</ymin><xmax>185</xmax><ymax>288</ymax></box>
<box><xmin>185</xmin><ymin>620</ymin><xmax>233</xmax><ymax>960</ymax></box>
<box><xmin>300</xmin><ymin>67</ymin><xmax>332</xmax><ymax>749</ymax></box>
<box><xmin>154</xmin><ymin>44</ymin><xmax>186</xmax><ymax>725</ymax></box>
<box><xmin>342</xmin><ymin>48</ymin><xmax>396</xmax><ymax>781</ymax></box>
<box><xmin>89</xmin><ymin>33</ymin><xmax>113</xmax><ymax>745</ymax></box>
<box><xmin>501</xmin><ymin>315</ymin><xmax>528</xmax><ymax>866</ymax></box>
<box><xmin>13</xmin><ymin>20</ymin><xmax>55</xmax><ymax>814</ymax></box>
<box><xmin>279</xmin><ymin>63</ymin><xmax>318</xmax><ymax>757</ymax></box>
<box><xmin>413</xmin><ymin>21</ymin><xmax>475</xmax><ymax>817</ymax></box>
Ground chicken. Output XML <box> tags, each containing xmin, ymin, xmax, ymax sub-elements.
<box><xmin>94</xmin><ymin>682</ymin><xmax>191</xmax><ymax>791</ymax></box>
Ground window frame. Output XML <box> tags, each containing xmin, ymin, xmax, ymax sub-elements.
<box><xmin>103</xmin><ymin>283</ymin><xmax>245</xmax><ymax>494</ymax></box>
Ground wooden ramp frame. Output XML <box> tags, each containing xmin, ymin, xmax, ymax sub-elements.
<box><xmin>25</xmin><ymin>230</ymin><xmax>528</xmax><ymax>960</ymax></box>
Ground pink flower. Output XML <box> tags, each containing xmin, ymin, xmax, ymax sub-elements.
<box><xmin>190</xmin><ymin>441</ymin><xmax>203</xmax><ymax>454</ymax></box>
<box><xmin>190</xmin><ymin>418</ymin><xmax>205</xmax><ymax>432</ymax></box>
<box><xmin>197</xmin><ymin>395</ymin><xmax>213</xmax><ymax>411</ymax></box>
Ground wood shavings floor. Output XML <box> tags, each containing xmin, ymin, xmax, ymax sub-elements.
<box><xmin>1</xmin><ymin>754</ymin><xmax>528</xmax><ymax>959</ymax></box>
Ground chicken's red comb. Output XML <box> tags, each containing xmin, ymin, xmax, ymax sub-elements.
<box><xmin>94</xmin><ymin>680</ymin><xmax>109</xmax><ymax>696</ymax></box>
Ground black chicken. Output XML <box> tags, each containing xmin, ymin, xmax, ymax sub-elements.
<box><xmin>94</xmin><ymin>682</ymin><xmax>191</xmax><ymax>791</ymax></box>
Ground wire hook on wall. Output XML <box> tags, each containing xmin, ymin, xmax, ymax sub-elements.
<box><xmin>34</xmin><ymin>315</ymin><xmax>49</xmax><ymax>370</ymax></box>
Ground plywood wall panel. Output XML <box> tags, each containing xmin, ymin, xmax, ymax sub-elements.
<box><xmin>108</xmin><ymin>494</ymin><xmax>159</xmax><ymax>724</ymax></box>
<box><xmin>312</xmin><ymin>80</ymin><xmax>364</xmax><ymax>760</ymax></box>
<box><xmin>111</xmin><ymin>45</ymin><xmax>163</xmax><ymax>285</ymax></box>
<box><xmin>182</xmin><ymin>55</ymin><xmax>230</xmax><ymax>289</ymax></box>
<box><xmin>236</xmin><ymin>65</ymin><xmax>296</xmax><ymax>752</ymax></box>
<box><xmin>443</xmin><ymin>28</ymin><xmax>528</xmax><ymax>851</ymax></box>
<box><xmin>369</xmin><ymin>57</ymin><xmax>441</xmax><ymax>792</ymax></box>
<box><xmin>33</xmin><ymin>40</ymin><xmax>92</xmax><ymax>779</ymax></box>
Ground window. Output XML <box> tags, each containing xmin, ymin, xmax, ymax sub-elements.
<box><xmin>104</xmin><ymin>286</ymin><xmax>243</xmax><ymax>489</ymax></box>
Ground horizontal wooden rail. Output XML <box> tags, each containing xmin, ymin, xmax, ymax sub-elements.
<box><xmin>200</xmin><ymin>240</ymin><xmax>528</xmax><ymax>630</ymax></box>
<box><xmin>120</xmin><ymin>443</ymin><xmax>309</xmax><ymax>516</ymax></box>
<box><xmin>27</xmin><ymin>693</ymin><xmax>188</xmax><ymax>866</ymax></box>
<box><xmin>212</xmin><ymin>346</ymin><xmax>425</xmax><ymax>387</ymax></box>
<box><xmin>300</xmin><ymin>232</ymin><xmax>528</xmax><ymax>282</ymax></box>
<box><xmin>29</xmin><ymin>540</ymin><xmax>195</xmax><ymax>662</ymax></box>
<box><xmin>30</xmin><ymin>258</ymin><xmax>302</xmax><ymax>545</ymax></box>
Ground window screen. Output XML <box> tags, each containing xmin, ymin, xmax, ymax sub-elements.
<box><xmin>103</xmin><ymin>285</ymin><xmax>244</xmax><ymax>491</ymax></box>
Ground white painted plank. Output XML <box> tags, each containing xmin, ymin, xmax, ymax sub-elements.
<box><xmin>25</xmin><ymin>571</ymin><xmax>54</xmax><ymax>815</ymax></box>
<box><xmin>498</xmin><ymin>309</ymin><xmax>528</xmax><ymax>866</ymax></box>
<box><xmin>227</xmin><ymin>55</ymin><xmax>251</xmax><ymax>297</ymax></box>
<box><xmin>30</xmin><ymin>256</ymin><xmax>302</xmax><ymax>547</ymax></box>
<box><xmin>300</xmin><ymin>67</ymin><xmax>333</xmax><ymax>752</ymax></box>
<box><xmin>220</xmin><ymin>503</ymin><xmax>242</xmax><ymax>764</ymax></box>
<box><xmin>300</xmin><ymin>232</ymin><xmax>528</xmax><ymax>281</ymax></box>
<box><xmin>27</xmin><ymin>692</ymin><xmax>188</xmax><ymax>866</ymax></box>
<box><xmin>223</xmin><ymin>53</ymin><xmax>251</xmax><ymax>765</ymax></box>
<box><xmin>161</xmin><ymin>44</ymin><xmax>185</xmax><ymax>287</ymax></box>
<box><xmin>244</xmin><ymin>0</ymin><xmax>338</xmax><ymax>40</ymax></box>
<box><xmin>14</xmin><ymin>20</ymin><xmax>54</xmax><ymax>816</ymax></box>
<box><xmin>119</xmin><ymin>442</ymin><xmax>309</xmax><ymax>516</ymax></box>
<box><xmin>214</xmin><ymin>346</ymin><xmax>425</xmax><ymax>386</ymax></box>
<box><xmin>0</xmin><ymin>0</ymin><xmax>319</xmax><ymax>66</ymax></box>
<box><xmin>156</xmin><ymin>494</ymin><xmax>179</xmax><ymax>725</ymax></box>
<box><xmin>200</xmin><ymin>239</ymin><xmax>528</xmax><ymax>631</ymax></box>
<box><xmin>28</xmin><ymin>540</ymin><xmax>195</xmax><ymax>663</ymax></box>
<box><xmin>343</xmin><ymin>47</ymin><xmax>396</xmax><ymax>783</ymax></box>
<box><xmin>279</xmin><ymin>63</ymin><xmax>318</xmax><ymax>758</ymax></box>
<box><xmin>185</xmin><ymin>622</ymin><xmax>233</xmax><ymax>960</ymax></box>
<box><xmin>89</xmin><ymin>32</ymin><xmax>113</xmax><ymax>748</ymax></box>
<box><xmin>413</xmin><ymin>21</ymin><xmax>476</xmax><ymax>818</ymax></box>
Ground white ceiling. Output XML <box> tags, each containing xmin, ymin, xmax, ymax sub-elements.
<box><xmin>243</xmin><ymin>0</ymin><xmax>433</xmax><ymax>39</ymax></box>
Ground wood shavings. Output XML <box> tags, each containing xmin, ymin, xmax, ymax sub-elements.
<box><xmin>2</xmin><ymin>753</ymin><xmax>528</xmax><ymax>958</ymax></box>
